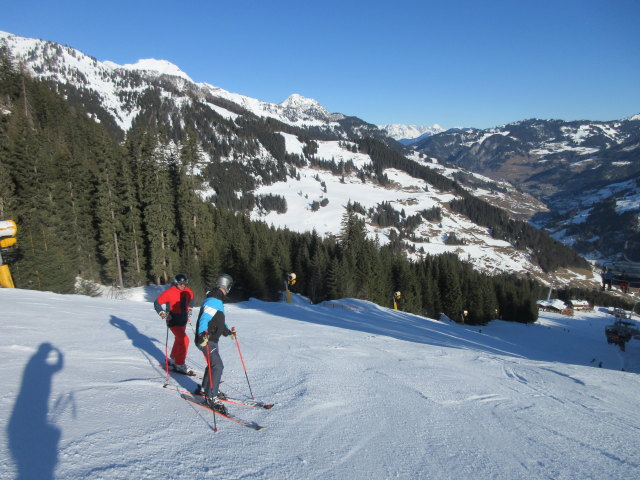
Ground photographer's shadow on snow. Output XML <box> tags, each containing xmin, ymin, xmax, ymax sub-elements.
<box><xmin>7</xmin><ymin>342</ymin><xmax>64</xmax><ymax>480</ymax></box>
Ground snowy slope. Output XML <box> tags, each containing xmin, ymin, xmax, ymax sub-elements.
<box><xmin>2</xmin><ymin>287</ymin><xmax>640</xmax><ymax>480</ymax></box>
<box><xmin>113</xmin><ymin>58</ymin><xmax>194</xmax><ymax>82</ymax></box>
<box><xmin>252</xmin><ymin>137</ymin><xmax>559</xmax><ymax>282</ymax></box>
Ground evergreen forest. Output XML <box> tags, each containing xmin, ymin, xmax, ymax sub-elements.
<box><xmin>0</xmin><ymin>51</ymin><xmax>556</xmax><ymax>324</ymax></box>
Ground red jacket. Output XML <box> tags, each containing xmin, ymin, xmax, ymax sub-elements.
<box><xmin>154</xmin><ymin>285</ymin><xmax>194</xmax><ymax>327</ymax></box>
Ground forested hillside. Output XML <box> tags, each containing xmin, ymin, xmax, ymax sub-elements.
<box><xmin>0</xmin><ymin>52</ymin><xmax>545</xmax><ymax>323</ymax></box>
<box><xmin>0</xmin><ymin>32</ymin><xmax>598</xmax><ymax>284</ymax></box>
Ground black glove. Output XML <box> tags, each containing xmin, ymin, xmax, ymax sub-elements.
<box><xmin>159</xmin><ymin>311</ymin><xmax>169</xmax><ymax>325</ymax></box>
<box><xmin>222</xmin><ymin>327</ymin><xmax>234</xmax><ymax>337</ymax></box>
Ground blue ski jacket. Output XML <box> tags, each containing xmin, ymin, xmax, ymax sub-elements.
<box><xmin>196</xmin><ymin>289</ymin><xmax>232</xmax><ymax>343</ymax></box>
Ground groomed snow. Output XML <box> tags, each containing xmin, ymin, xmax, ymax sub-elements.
<box><xmin>2</xmin><ymin>287</ymin><xmax>640</xmax><ymax>479</ymax></box>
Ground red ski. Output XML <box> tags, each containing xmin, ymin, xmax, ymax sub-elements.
<box><xmin>163</xmin><ymin>384</ymin><xmax>274</xmax><ymax>409</ymax></box>
<box><xmin>180</xmin><ymin>394</ymin><xmax>265</xmax><ymax>431</ymax></box>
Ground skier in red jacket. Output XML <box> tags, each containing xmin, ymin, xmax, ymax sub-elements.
<box><xmin>154</xmin><ymin>273</ymin><xmax>195</xmax><ymax>373</ymax></box>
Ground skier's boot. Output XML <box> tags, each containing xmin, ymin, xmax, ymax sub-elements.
<box><xmin>173</xmin><ymin>363</ymin><xmax>189</xmax><ymax>374</ymax></box>
<box><xmin>205</xmin><ymin>396</ymin><xmax>228</xmax><ymax>415</ymax></box>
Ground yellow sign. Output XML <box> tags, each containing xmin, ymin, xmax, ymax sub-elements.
<box><xmin>0</xmin><ymin>220</ymin><xmax>17</xmax><ymax>288</ymax></box>
<box><xmin>0</xmin><ymin>237</ymin><xmax>16</xmax><ymax>248</ymax></box>
<box><xmin>0</xmin><ymin>264</ymin><xmax>14</xmax><ymax>288</ymax></box>
<box><xmin>0</xmin><ymin>220</ymin><xmax>17</xmax><ymax>238</ymax></box>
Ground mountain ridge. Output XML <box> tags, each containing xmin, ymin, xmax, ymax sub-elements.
<box><xmin>0</xmin><ymin>30</ymin><xmax>614</xmax><ymax>289</ymax></box>
<box><xmin>413</xmin><ymin>117</ymin><xmax>640</xmax><ymax>262</ymax></box>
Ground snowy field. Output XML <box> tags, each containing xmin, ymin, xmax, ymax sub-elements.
<box><xmin>1</xmin><ymin>287</ymin><xmax>640</xmax><ymax>480</ymax></box>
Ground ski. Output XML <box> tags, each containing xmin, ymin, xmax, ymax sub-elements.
<box><xmin>180</xmin><ymin>394</ymin><xmax>265</xmax><ymax>431</ymax></box>
<box><xmin>220</xmin><ymin>396</ymin><xmax>274</xmax><ymax>410</ymax></box>
<box><xmin>192</xmin><ymin>391</ymin><xmax>274</xmax><ymax>409</ymax></box>
<box><xmin>158</xmin><ymin>364</ymin><xmax>200</xmax><ymax>378</ymax></box>
<box><xmin>163</xmin><ymin>384</ymin><xmax>274</xmax><ymax>409</ymax></box>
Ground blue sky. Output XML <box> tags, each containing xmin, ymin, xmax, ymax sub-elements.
<box><xmin>2</xmin><ymin>0</ymin><xmax>639</xmax><ymax>129</ymax></box>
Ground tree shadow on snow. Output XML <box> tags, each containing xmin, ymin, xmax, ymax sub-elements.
<box><xmin>238</xmin><ymin>298</ymin><xmax>632</xmax><ymax>371</ymax></box>
<box><xmin>236</xmin><ymin>299</ymin><xmax>528</xmax><ymax>360</ymax></box>
<box><xmin>7</xmin><ymin>343</ymin><xmax>64</xmax><ymax>480</ymax></box>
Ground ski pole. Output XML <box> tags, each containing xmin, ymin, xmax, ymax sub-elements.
<box><xmin>187</xmin><ymin>319</ymin><xmax>207</xmax><ymax>372</ymax></box>
<box><xmin>164</xmin><ymin>325</ymin><xmax>170</xmax><ymax>383</ymax></box>
<box><xmin>232</xmin><ymin>327</ymin><xmax>254</xmax><ymax>400</ymax></box>
<box><xmin>205</xmin><ymin>343</ymin><xmax>218</xmax><ymax>432</ymax></box>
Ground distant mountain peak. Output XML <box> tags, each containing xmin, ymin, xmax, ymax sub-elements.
<box><xmin>279</xmin><ymin>93</ymin><xmax>335</xmax><ymax>121</ymax></box>
<box><xmin>280</xmin><ymin>93</ymin><xmax>321</xmax><ymax>109</ymax></box>
<box><xmin>380</xmin><ymin>123</ymin><xmax>445</xmax><ymax>143</ymax></box>
<box><xmin>108</xmin><ymin>58</ymin><xmax>192</xmax><ymax>82</ymax></box>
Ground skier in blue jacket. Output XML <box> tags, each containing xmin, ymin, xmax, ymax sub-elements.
<box><xmin>194</xmin><ymin>274</ymin><xmax>235</xmax><ymax>414</ymax></box>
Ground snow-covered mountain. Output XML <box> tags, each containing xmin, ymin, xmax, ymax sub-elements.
<box><xmin>0</xmin><ymin>30</ymin><xmax>604</xmax><ymax>287</ymax></box>
<box><xmin>107</xmin><ymin>58</ymin><xmax>194</xmax><ymax>82</ymax></box>
<box><xmin>278</xmin><ymin>93</ymin><xmax>346</xmax><ymax>123</ymax></box>
<box><xmin>413</xmin><ymin>118</ymin><xmax>640</xmax><ymax>261</ymax></box>
<box><xmin>413</xmin><ymin>118</ymin><xmax>640</xmax><ymax>196</ymax></box>
<box><xmin>2</xmin><ymin>286</ymin><xmax>640</xmax><ymax>479</ymax></box>
<box><xmin>0</xmin><ymin>31</ymin><xmax>359</xmax><ymax>136</ymax></box>
<box><xmin>379</xmin><ymin>123</ymin><xmax>445</xmax><ymax>144</ymax></box>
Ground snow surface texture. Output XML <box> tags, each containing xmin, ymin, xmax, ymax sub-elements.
<box><xmin>2</xmin><ymin>287</ymin><xmax>640</xmax><ymax>479</ymax></box>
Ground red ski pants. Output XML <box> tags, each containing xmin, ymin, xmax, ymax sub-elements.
<box><xmin>169</xmin><ymin>326</ymin><xmax>189</xmax><ymax>365</ymax></box>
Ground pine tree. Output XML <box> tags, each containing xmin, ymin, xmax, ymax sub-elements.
<box><xmin>308</xmin><ymin>247</ymin><xmax>328</xmax><ymax>302</ymax></box>
<box><xmin>114</xmin><ymin>147</ymin><xmax>146</xmax><ymax>286</ymax></box>
<box><xmin>325</xmin><ymin>257</ymin><xmax>341</xmax><ymax>300</ymax></box>
<box><xmin>438</xmin><ymin>258</ymin><xmax>463</xmax><ymax>321</ymax></box>
<box><xmin>133</xmin><ymin>130</ymin><xmax>179</xmax><ymax>284</ymax></box>
<box><xmin>95</xmin><ymin>158</ymin><xmax>125</xmax><ymax>288</ymax></box>
<box><xmin>0</xmin><ymin>149</ymin><xmax>16</xmax><ymax>219</ymax></box>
